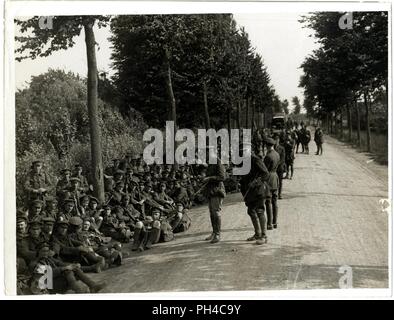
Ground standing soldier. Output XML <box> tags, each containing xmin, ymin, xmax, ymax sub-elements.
<box><xmin>274</xmin><ymin>134</ymin><xmax>286</xmax><ymax>199</ymax></box>
<box><xmin>24</xmin><ymin>160</ymin><xmax>52</xmax><ymax>205</ymax></box>
<box><xmin>203</xmin><ymin>146</ymin><xmax>226</xmax><ymax>244</ymax></box>
<box><xmin>240</xmin><ymin>143</ymin><xmax>270</xmax><ymax>245</ymax></box>
<box><xmin>314</xmin><ymin>127</ymin><xmax>324</xmax><ymax>155</ymax></box>
<box><xmin>264</xmin><ymin>137</ymin><xmax>280</xmax><ymax>230</ymax></box>
<box><xmin>72</xmin><ymin>164</ymin><xmax>90</xmax><ymax>193</ymax></box>
<box><xmin>304</xmin><ymin>126</ymin><xmax>311</xmax><ymax>154</ymax></box>
<box><xmin>284</xmin><ymin>132</ymin><xmax>295</xmax><ymax>180</ymax></box>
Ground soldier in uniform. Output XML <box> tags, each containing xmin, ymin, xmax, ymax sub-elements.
<box><xmin>52</xmin><ymin>219</ymin><xmax>103</xmax><ymax>273</ymax></box>
<box><xmin>240</xmin><ymin>142</ymin><xmax>270</xmax><ymax>245</ymax></box>
<box><xmin>42</xmin><ymin>196</ymin><xmax>58</xmax><ymax>220</ymax></box>
<box><xmin>132</xmin><ymin>207</ymin><xmax>162</xmax><ymax>251</ymax></box>
<box><xmin>314</xmin><ymin>127</ymin><xmax>324</xmax><ymax>155</ymax></box>
<box><xmin>17</xmin><ymin>220</ymin><xmax>45</xmax><ymax>267</ymax></box>
<box><xmin>41</xmin><ymin>216</ymin><xmax>56</xmax><ymax>243</ymax></box>
<box><xmin>28</xmin><ymin>199</ymin><xmax>45</xmax><ymax>222</ymax></box>
<box><xmin>58</xmin><ymin>198</ymin><xmax>78</xmax><ymax>222</ymax></box>
<box><xmin>67</xmin><ymin>216</ymin><xmax>107</xmax><ymax>272</ymax></box>
<box><xmin>24</xmin><ymin>160</ymin><xmax>51</xmax><ymax>205</ymax></box>
<box><xmin>30</xmin><ymin>242</ymin><xmax>107</xmax><ymax>294</ymax></box>
<box><xmin>274</xmin><ymin>134</ymin><xmax>286</xmax><ymax>199</ymax></box>
<box><xmin>203</xmin><ymin>145</ymin><xmax>226</xmax><ymax>244</ymax></box>
<box><xmin>264</xmin><ymin>137</ymin><xmax>280</xmax><ymax>230</ymax></box>
<box><xmin>56</xmin><ymin>169</ymin><xmax>72</xmax><ymax>201</ymax></box>
<box><xmin>72</xmin><ymin>164</ymin><xmax>90</xmax><ymax>193</ymax></box>
<box><xmin>284</xmin><ymin>132</ymin><xmax>295</xmax><ymax>180</ymax></box>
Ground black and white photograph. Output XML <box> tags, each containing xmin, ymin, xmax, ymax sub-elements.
<box><xmin>2</xmin><ymin>0</ymin><xmax>391</xmax><ymax>298</ymax></box>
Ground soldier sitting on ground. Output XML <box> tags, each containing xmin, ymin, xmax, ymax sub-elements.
<box><xmin>80</xmin><ymin>219</ymin><xmax>122</xmax><ymax>268</ymax></box>
<box><xmin>30</xmin><ymin>242</ymin><xmax>106</xmax><ymax>294</ymax></box>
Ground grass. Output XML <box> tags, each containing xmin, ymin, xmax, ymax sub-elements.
<box><xmin>332</xmin><ymin>128</ymin><xmax>388</xmax><ymax>165</ymax></box>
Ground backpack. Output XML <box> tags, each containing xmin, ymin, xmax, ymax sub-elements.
<box><xmin>174</xmin><ymin>210</ymin><xmax>191</xmax><ymax>233</ymax></box>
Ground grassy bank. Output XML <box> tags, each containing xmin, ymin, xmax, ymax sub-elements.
<box><xmin>332</xmin><ymin>128</ymin><xmax>388</xmax><ymax>165</ymax></box>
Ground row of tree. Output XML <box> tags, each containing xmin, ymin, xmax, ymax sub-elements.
<box><xmin>299</xmin><ymin>11</ymin><xmax>388</xmax><ymax>152</ymax></box>
<box><xmin>15</xmin><ymin>14</ymin><xmax>287</xmax><ymax>202</ymax></box>
<box><xmin>110</xmin><ymin>14</ymin><xmax>286</xmax><ymax>130</ymax></box>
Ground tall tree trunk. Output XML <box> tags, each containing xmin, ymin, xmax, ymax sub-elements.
<box><xmin>203</xmin><ymin>81</ymin><xmax>210</xmax><ymax>129</ymax></box>
<box><xmin>340</xmin><ymin>108</ymin><xmax>343</xmax><ymax>140</ymax></box>
<box><xmin>251</xmin><ymin>99</ymin><xmax>255</xmax><ymax>135</ymax></box>
<box><xmin>326</xmin><ymin>112</ymin><xmax>329</xmax><ymax>133</ymax></box>
<box><xmin>364</xmin><ymin>91</ymin><xmax>371</xmax><ymax>152</ymax></box>
<box><xmin>346</xmin><ymin>102</ymin><xmax>352</xmax><ymax>143</ymax></box>
<box><xmin>236</xmin><ymin>99</ymin><xmax>241</xmax><ymax>129</ymax></box>
<box><xmin>164</xmin><ymin>49</ymin><xmax>176</xmax><ymax>128</ymax></box>
<box><xmin>227</xmin><ymin>105</ymin><xmax>231</xmax><ymax>133</ymax></box>
<box><xmin>245</xmin><ymin>99</ymin><xmax>249</xmax><ymax>128</ymax></box>
<box><xmin>355</xmin><ymin>97</ymin><xmax>361</xmax><ymax>147</ymax></box>
<box><xmin>84</xmin><ymin>22</ymin><xmax>104</xmax><ymax>204</ymax></box>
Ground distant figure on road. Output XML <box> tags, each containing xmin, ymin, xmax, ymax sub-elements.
<box><xmin>302</xmin><ymin>126</ymin><xmax>311</xmax><ymax>154</ymax></box>
<box><xmin>284</xmin><ymin>132</ymin><xmax>295</xmax><ymax>180</ymax></box>
<box><xmin>314</xmin><ymin>127</ymin><xmax>324</xmax><ymax>155</ymax></box>
<box><xmin>274</xmin><ymin>134</ymin><xmax>286</xmax><ymax>200</ymax></box>
<box><xmin>203</xmin><ymin>146</ymin><xmax>226</xmax><ymax>244</ymax></box>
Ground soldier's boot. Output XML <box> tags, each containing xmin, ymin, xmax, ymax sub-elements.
<box><xmin>64</xmin><ymin>270</ymin><xmax>90</xmax><ymax>294</ymax></box>
<box><xmin>210</xmin><ymin>216</ymin><xmax>221</xmax><ymax>244</ymax></box>
<box><xmin>256</xmin><ymin>210</ymin><xmax>268</xmax><ymax>245</ymax></box>
<box><xmin>132</xmin><ymin>227</ymin><xmax>142</xmax><ymax>251</ymax></box>
<box><xmin>74</xmin><ymin>269</ymin><xmax>107</xmax><ymax>293</ymax></box>
<box><xmin>112</xmin><ymin>251</ymin><xmax>123</xmax><ymax>266</ymax></box>
<box><xmin>247</xmin><ymin>214</ymin><xmax>262</xmax><ymax>241</ymax></box>
<box><xmin>272</xmin><ymin>195</ymin><xmax>278</xmax><ymax>229</ymax></box>
<box><xmin>145</xmin><ymin>226</ymin><xmax>160</xmax><ymax>250</ymax></box>
<box><xmin>265</xmin><ymin>200</ymin><xmax>273</xmax><ymax>230</ymax></box>
<box><xmin>205</xmin><ymin>213</ymin><xmax>215</xmax><ymax>240</ymax></box>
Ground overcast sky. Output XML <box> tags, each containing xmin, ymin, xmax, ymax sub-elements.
<box><xmin>15</xmin><ymin>13</ymin><xmax>319</xmax><ymax>110</ymax></box>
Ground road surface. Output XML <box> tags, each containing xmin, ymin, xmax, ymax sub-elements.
<box><xmin>93</xmin><ymin>135</ymin><xmax>389</xmax><ymax>292</ymax></box>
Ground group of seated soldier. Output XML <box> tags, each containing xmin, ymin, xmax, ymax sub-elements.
<box><xmin>17</xmin><ymin>154</ymin><xmax>238</xmax><ymax>294</ymax></box>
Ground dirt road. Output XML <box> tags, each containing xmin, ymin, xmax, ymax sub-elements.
<box><xmin>93</xmin><ymin>135</ymin><xmax>389</xmax><ymax>292</ymax></box>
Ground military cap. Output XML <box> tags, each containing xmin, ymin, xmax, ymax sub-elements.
<box><xmin>42</xmin><ymin>216</ymin><xmax>56</xmax><ymax>224</ymax></box>
<box><xmin>151</xmin><ymin>207</ymin><xmax>161</xmax><ymax>214</ymax></box>
<box><xmin>63</xmin><ymin>198</ymin><xmax>75</xmax><ymax>204</ymax></box>
<box><xmin>60</xmin><ymin>168</ymin><xmax>71</xmax><ymax>174</ymax></box>
<box><xmin>116</xmin><ymin>180</ymin><xmax>125</xmax><ymax>186</ymax></box>
<box><xmin>32</xmin><ymin>160</ymin><xmax>42</xmax><ymax>166</ymax></box>
<box><xmin>126</xmin><ymin>166</ymin><xmax>134</xmax><ymax>172</ymax></box>
<box><xmin>70</xmin><ymin>177</ymin><xmax>81</xmax><ymax>183</ymax></box>
<box><xmin>112</xmin><ymin>158</ymin><xmax>120</xmax><ymax>162</ymax></box>
<box><xmin>102</xmin><ymin>204</ymin><xmax>111</xmax><ymax>210</ymax></box>
<box><xmin>17</xmin><ymin>215</ymin><xmax>28</xmax><ymax>224</ymax></box>
<box><xmin>89</xmin><ymin>196</ymin><xmax>99</xmax><ymax>204</ymax></box>
<box><xmin>145</xmin><ymin>181</ymin><xmax>153</xmax><ymax>187</ymax></box>
<box><xmin>29</xmin><ymin>220</ymin><xmax>42</xmax><ymax>229</ymax></box>
<box><xmin>114</xmin><ymin>169</ymin><xmax>125</xmax><ymax>176</ymax></box>
<box><xmin>265</xmin><ymin>137</ymin><xmax>276</xmax><ymax>146</ymax></box>
<box><xmin>45</xmin><ymin>196</ymin><xmax>57</xmax><ymax>204</ymax></box>
<box><xmin>69</xmin><ymin>216</ymin><xmax>83</xmax><ymax>226</ymax></box>
<box><xmin>273</xmin><ymin>133</ymin><xmax>280</xmax><ymax>139</ymax></box>
<box><xmin>56</xmin><ymin>217</ymin><xmax>69</xmax><ymax>226</ymax></box>
<box><xmin>31</xmin><ymin>199</ymin><xmax>44</xmax><ymax>207</ymax></box>
<box><xmin>80</xmin><ymin>195</ymin><xmax>90</xmax><ymax>202</ymax></box>
<box><xmin>74</xmin><ymin>163</ymin><xmax>83</xmax><ymax>168</ymax></box>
